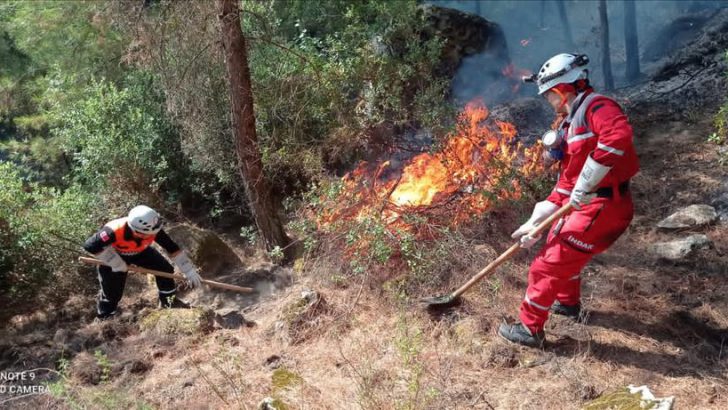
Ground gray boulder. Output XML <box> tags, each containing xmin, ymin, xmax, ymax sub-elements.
<box><xmin>657</xmin><ymin>205</ymin><xmax>718</xmax><ymax>230</ymax></box>
<box><xmin>650</xmin><ymin>234</ymin><xmax>713</xmax><ymax>261</ymax></box>
<box><xmin>165</xmin><ymin>223</ymin><xmax>244</xmax><ymax>276</ymax></box>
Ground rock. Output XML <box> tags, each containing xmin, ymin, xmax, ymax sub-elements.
<box><xmin>650</xmin><ymin>234</ymin><xmax>713</xmax><ymax>261</ymax></box>
<box><xmin>167</xmin><ymin>224</ymin><xmax>293</xmax><ymax>312</ymax></box>
<box><xmin>710</xmin><ymin>180</ymin><xmax>728</xmax><ymax>223</ymax></box>
<box><xmin>657</xmin><ymin>204</ymin><xmax>718</xmax><ymax>229</ymax></box>
<box><xmin>489</xmin><ymin>98</ymin><xmax>554</xmax><ymax>144</ymax></box>
<box><xmin>213</xmin><ymin>308</ymin><xmax>253</xmax><ymax>330</ymax></box>
<box><xmin>263</xmin><ymin>355</ymin><xmax>282</xmax><ymax>370</ymax></box>
<box><xmin>165</xmin><ymin>223</ymin><xmax>244</xmax><ymax>277</ymax></box>
<box><xmin>419</xmin><ymin>5</ymin><xmax>514</xmax><ymax>103</ymax></box>
<box><xmin>419</xmin><ymin>5</ymin><xmax>510</xmax><ymax>79</ymax></box>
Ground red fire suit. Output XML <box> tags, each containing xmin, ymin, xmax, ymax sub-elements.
<box><xmin>520</xmin><ymin>90</ymin><xmax>640</xmax><ymax>333</ymax></box>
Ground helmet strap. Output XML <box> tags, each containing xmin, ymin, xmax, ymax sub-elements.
<box><xmin>551</xmin><ymin>86</ymin><xmax>569</xmax><ymax>110</ymax></box>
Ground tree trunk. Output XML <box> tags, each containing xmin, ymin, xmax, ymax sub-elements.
<box><xmin>217</xmin><ymin>0</ymin><xmax>291</xmax><ymax>255</ymax></box>
<box><xmin>598</xmin><ymin>0</ymin><xmax>614</xmax><ymax>90</ymax></box>
<box><xmin>556</xmin><ymin>0</ymin><xmax>575</xmax><ymax>49</ymax></box>
<box><xmin>623</xmin><ymin>0</ymin><xmax>640</xmax><ymax>82</ymax></box>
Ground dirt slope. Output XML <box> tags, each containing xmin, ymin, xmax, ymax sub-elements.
<box><xmin>0</xmin><ymin>105</ymin><xmax>725</xmax><ymax>410</ymax></box>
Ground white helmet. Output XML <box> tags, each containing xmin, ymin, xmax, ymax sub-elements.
<box><xmin>529</xmin><ymin>53</ymin><xmax>589</xmax><ymax>95</ymax></box>
<box><xmin>127</xmin><ymin>205</ymin><xmax>162</xmax><ymax>235</ymax></box>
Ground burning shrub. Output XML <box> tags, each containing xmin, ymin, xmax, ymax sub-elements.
<box><xmin>294</xmin><ymin>101</ymin><xmax>550</xmax><ymax>290</ymax></box>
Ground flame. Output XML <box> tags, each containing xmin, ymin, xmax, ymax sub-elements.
<box><xmin>317</xmin><ymin>100</ymin><xmax>544</xmax><ymax>232</ymax></box>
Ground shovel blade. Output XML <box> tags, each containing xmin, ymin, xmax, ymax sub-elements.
<box><xmin>420</xmin><ymin>294</ymin><xmax>461</xmax><ymax>308</ymax></box>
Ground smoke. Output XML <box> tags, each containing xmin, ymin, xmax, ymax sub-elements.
<box><xmin>429</xmin><ymin>0</ymin><xmax>725</xmax><ymax>104</ymax></box>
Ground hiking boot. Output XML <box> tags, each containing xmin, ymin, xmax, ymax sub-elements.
<box><xmin>159</xmin><ymin>297</ymin><xmax>191</xmax><ymax>309</ymax></box>
<box><xmin>498</xmin><ymin>322</ymin><xmax>545</xmax><ymax>348</ymax></box>
<box><xmin>94</xmin><ymin>309</ymin><xmax>119</xmax><ymax>322</ymax></box>
<box><xmin>551</xmin><ymin>301</ymin><xmax>583</xmax><ymax>321</ymax></box>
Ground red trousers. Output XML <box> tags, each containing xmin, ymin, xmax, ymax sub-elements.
<box><xmin>520</xmin><ymin>194</ymin><xmax>634</xmax><ymax>333</ymax></box>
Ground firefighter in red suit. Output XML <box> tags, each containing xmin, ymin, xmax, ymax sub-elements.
<box><xmin>499</xmin><ymin>53</ymin><xmax>640</xmax><ymax>347</ymax></box>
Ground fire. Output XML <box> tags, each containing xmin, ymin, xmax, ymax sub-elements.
<box><xmin>317</xmin><ymin>100</ymin><xmax>544</xmax><ymax>232</ymax></box>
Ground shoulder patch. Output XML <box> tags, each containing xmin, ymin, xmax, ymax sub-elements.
<box><xmin>100</xmin><ymin>231</ymin><xmax>110</xmax><ymax>242</ymax></box>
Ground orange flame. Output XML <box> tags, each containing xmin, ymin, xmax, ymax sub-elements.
<box><xmin>318</xmin><ymin>100</ymin><xmax>544</xmax><ymax>231</ymax></box>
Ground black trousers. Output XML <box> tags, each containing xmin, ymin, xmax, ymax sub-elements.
<box><xmin>97</xmin><ymin>247</ymin><xmax>177</xmax><ymax>318</ymax></box>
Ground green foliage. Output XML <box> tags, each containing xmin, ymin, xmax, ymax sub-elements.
<box><xmin>711</xmin><ymin>103</ymin><xmax>728</xmax><ymax>145</ymax></box>
<box><xmin>55</xmin><ymin>72</ymin><xmax>191</xmax><ymax>208</ymax></box>
<box><xmin>268</xmin><ymin>245</ymin><xmax>285</xmax><ymax>265</ymax></box>
<box><xmin>93</xmin><ymin>350</ymin><xmax>112</xmax><ymax>384</ymax></box>
<box><xmin>0</xmin><ymin>1</ymin><xmax>128</xmax><ymax>183</ymax></box>
<box><xmin>49</xmin><ymin>353</ymin><xmax>153</xmax><ymax>410</ymax></box>
<box><xmin>0</xmin><ymin>161</ymin><xmax>101</xmax><ymax>304</ymax></box>
<box><xmin>239</xmin><ymin>225</ymin><xmax>258</xmax><ymax>246</ymax></box>
<box><xmin>120</xmin><ymin>0</ymin><xmax>454</xmax><ymax>208</ymax></box>
<box><xmin>393</xmin><ymin>312</ymin><xmax>438</xmax><ymax>410</ymax></box>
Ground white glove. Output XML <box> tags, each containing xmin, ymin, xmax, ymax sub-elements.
<box><xmin>511</xmin><ymin>200</ymin><xmax>559</xmax><ymax>249</ymax></box>
<box><xmin>172</xmin><ymin>251</ymin><xmax>202</xmax><ymax>288</ymax></box>
<box><xmin>97</xmin><ymin>247</ymin><xmax>127</xmax><ymax>272</ymax></box>
<box><xmin>570</xmin><ymin>155</ymin><xmax>611</xmax><ymax>210</ymax></box>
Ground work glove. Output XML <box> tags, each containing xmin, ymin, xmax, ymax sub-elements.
<box><xmin>511</xmin><ymin>200</ymin><xmax>559</xmax><ymax>249</ymax></box>
<box><xmin>570</xmin><ymin>155</ymin><xmax>611</xmax><ymax>210</ymax></box>
<box><xmin>172</xmin><ymin>251</ymin><xmax>202</xmax><ymax>288</ymax></box>
<box><xmin>97</xmin><ymin>247</ymin><xmax>127</xmax><ymax>272</ymax></box>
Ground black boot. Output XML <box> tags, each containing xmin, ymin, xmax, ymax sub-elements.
<box><xmin>552</xmin><ymin>301</ymin><xmax>582</xmax><ymax>321</ymax></box>
<box><xmin>498</xmin><ymin>322</ymin><xmax>545</xmax><ymax>348</ymax></box>
<box><xmin>159</xmin><ymin>295</ymin><xmax>191</xmax><ymax>309</ymax></box>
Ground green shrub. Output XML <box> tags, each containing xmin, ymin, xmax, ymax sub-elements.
<box><xmin>55</xmin><ymin>72</ymin><xmax>193</xmax><ymax>211</ymax></box>
<box><xmin>0</xmin><ymin>161</ymin><xmax>102</xmax><ymax>306</ymax></box>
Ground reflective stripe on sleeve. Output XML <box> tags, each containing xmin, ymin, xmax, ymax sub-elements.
<box><xmin>525</xmin><ymin>294</ymin><xmax>551</xmax><ymax>311</ymax></box>
<box><xmin>597</xmin><ymin>142</ymin><xmax>625</xmax><ymax>156</ymax></box>
<box><xmin>556</xmin><ymin>188</ymin><xmax>572</xmax><ymax>196</ymax></box>
<box><xmin>568</xmin><ymin>132</ymin><xmax>595</xmax><ymax>143</ymax></box>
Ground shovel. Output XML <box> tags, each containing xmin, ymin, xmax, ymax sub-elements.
<box><xmin>421</xmin><ymin>203</ymin><xmax>573</xmax><ymax>308</ymax></box>
<box><xmin>79</xmin><ymin>256</ymin><xmax>255</xmax><ymax>293</ymax></box>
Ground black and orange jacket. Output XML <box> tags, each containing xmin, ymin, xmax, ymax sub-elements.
<box><xmin>83</xmin><ymin>217</ymin><xmax>180</xmax><ymax>256</ymax></box>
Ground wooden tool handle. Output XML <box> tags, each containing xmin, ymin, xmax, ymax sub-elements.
<box><xmin>451</xmin><ymin>203</ymin><xmax>572</xmax><ymax>299</ymax></box>
<box><xmin>79</xmin><ymin>256</ymin><xmax>254</xmax><ymax>294</ymax></box>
